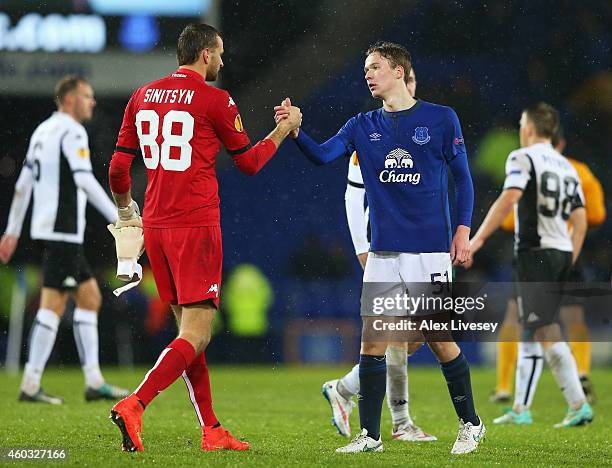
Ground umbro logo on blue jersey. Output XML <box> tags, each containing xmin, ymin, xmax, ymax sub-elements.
<box><xmin>369</xmin><ymin>133</ymin><xmax>381</xmax><ymax>141</ymax></box>
<box><xmin>412</xmin><ymin>126</ymin><xmax>431</xmax><ymax>145</ymax></box>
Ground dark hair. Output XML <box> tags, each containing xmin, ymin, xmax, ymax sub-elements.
<box><xmin>551</xmin><ymin>124</ymin><xmax>564</xmax><ymax>147</ymax></box>
<box><xmin>523</xmin><ymin>102</ymin><xmax>559</xmax><ymax>139</ymax></box>
<box><xmin>366</xmin><ymin>41</ymin><xmax>412</xmax><ymax>84</ymax></box>
<box><xmin>54</xmin><ymin>75</ymin><xmax>87</xmax><ymax>106</ymax></box>
<box><xmin>177</xmin><ymin>23</ymin><xmax>222</xmax><ymax>66</ymax></box>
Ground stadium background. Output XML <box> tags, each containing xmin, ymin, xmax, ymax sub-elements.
<box><xmin>1</xmin><ymin>0</ymin><xmax>611</xmax><ymax>370</ymax></box>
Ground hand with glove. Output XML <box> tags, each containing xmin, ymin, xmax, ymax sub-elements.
<box><xmin>108</xmin><ymin>199</ymin><xmax>145</xmax><ymax>294</ymax></box>
<box><xmin>107</xmin><ymin>224</ymin><xmax>144</xmax><ymax>264</ymax></box>
<box><xmin>115</xmin><ymin>199</ymin><xmax>143</xmax><ymax>229</ymax></box>
<box><xmin>107</xmin><ymin>223</ymin><xmax>144</xmax><ymax>295</ymax></box>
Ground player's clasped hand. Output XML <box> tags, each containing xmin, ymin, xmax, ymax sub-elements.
<box><xmin>274</xmin><ymin>97</ymin><xmax>301</xmax><ymax>138</ymax></box>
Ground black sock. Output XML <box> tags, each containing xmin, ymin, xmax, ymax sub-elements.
<box><xmin>358</xmin><ymin>354</ymin><xmax>386</xmax><ymax>440</ymax></box>
<box><xmin>440</xmin><ymin>352</ymin><xmax>480</xmax><ymax>426</ymax></box>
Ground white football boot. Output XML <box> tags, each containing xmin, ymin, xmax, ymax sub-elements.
<box><xmin>322</xmin><ymin>380</ymin><xmax>355</xmax><ymax>437</ymax></box>
<box><xmin>336</xmin><ymin>428</ymin><xmax>383</xmax><ymax>453</ymax></box>
<box><xmin>450</xmin><ymin>418</ymin><xmax>486</xmax><ymax>455</ymax></box>
<box><xmin>392</xmin><ymin>422</ymin><xmax>437</xmax><ymax>442</ymax></box>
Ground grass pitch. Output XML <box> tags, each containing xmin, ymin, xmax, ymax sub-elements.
<box><xmin>0</xmin><ymin>365</ymin><xmax>610</xmax><ymax>466</ymax></box>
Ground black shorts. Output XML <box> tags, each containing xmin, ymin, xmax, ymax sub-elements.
<box><xmin>41</xmin><ymin>241</ymin><xmax>93</xmax><ymax>290</ymax></box>
<box><xmin>559</xmin><ymin>260</ymin><xmax>586</xmax><ymax>306</ymax></box>
<box><xmin>514</xmin><ymin>249</ymin><xmax>572</xmax><ymax>330</ymax></box>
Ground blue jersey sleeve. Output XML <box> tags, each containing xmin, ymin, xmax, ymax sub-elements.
<box><xmin>442</xmin><ymin>108</ymin><xmax>467</xmax><ymax>162</ymax></box>
<box><xmin>335</xmin><ymin>116</ymin><xmax>357</xmax><ymax>153</ymax></box>
<box><xmin>449</xmin><ymin>154</ymin><xmax>474</xmax><ymax>227</ymax></box>
<box><xmin>443</xmin><ymin>108</ymin><xmax>473</xmax><ymax>227</ymax></box>
<box><xmin>294</xmin><ymin>117</ymin><xmax>356</xmax><ymax>165</ymax></box>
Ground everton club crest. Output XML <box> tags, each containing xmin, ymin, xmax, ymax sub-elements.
<box><xmin>412</xmin><ymin>126</ymin><xmax>431</xmax><ymax>145</ymax></box>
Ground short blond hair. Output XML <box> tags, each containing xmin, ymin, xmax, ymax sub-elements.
<box><xmin>54</xmin><ymin>75</ymin><xmax>87</xmax><ymax>106</ymax></box>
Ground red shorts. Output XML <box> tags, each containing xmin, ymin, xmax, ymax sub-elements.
<box><xmin>144</xmin><ymin>226</ymin><xmax>222</xmax><ymax>306</ymax></box>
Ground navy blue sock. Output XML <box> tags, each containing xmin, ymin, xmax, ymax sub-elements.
<box><xmin>358</xmin><ymin>354</ymin><xmax>386</xmax><ymax>440</ymax></box>
<box><xmin>440</xmin><ymin>352</ymin><xmax>480</xmax><ymax>426</ymax></box>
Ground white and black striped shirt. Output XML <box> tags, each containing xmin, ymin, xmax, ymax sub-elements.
<box><xmin>5</xmin><ymin>112</ymin><xmax>116</xmax><ymax>244</ymax></box>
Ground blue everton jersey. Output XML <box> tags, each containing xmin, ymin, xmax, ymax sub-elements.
<box><xmin>335</xmin><ymin>100</ymin><xmax>470</xmax><ymax>253</ymax></box>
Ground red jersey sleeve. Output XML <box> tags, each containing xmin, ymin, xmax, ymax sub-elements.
<box><xmin>209</xmin><ymin>90</ymin><xmax>252</xmax><ymax>155</ymax></box>
<box><xmin>109</xmin><ymin>92</ymin><xmax>139</xmax><ymax>194</ymax></box>
<box><xmin>208</xmin><ymin>90</ymin><xmax>278</xmax><ymax>175</ymax></box>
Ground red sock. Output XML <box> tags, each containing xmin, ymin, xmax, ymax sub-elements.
<box><xmin>182</xmin><ymin>352</ymin><xmax>219</xmax><ymax>427</ymax></box>
<box><xmin>135</xmin><ymin>338</ymin><xmax>196</xmax><ymax>406</ymax></box>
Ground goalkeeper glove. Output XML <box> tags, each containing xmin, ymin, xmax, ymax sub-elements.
<box><xmin>116</xmin><ymin>199</ymin><xmax>142</xmax><ymax>229</ymax></box>
<box><xmin>107</xmin><ymin>224</ymin><xmax>144</xmax><ymax>282</ymax></box>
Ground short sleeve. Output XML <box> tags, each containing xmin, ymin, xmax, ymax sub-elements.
<box><xmin>335</xmin><ymin>116</ymin><xmax>357</xmax><ymax>154</ymax></box>
<box><xmin>442</xmin><ymin>108</ymin><xmax>467</xmax><ymax>163</ymax></box>
<box><xmin>503</xmin><ymin>151</ymin><xmax>531</xmax><ymax>190</ymax></box>
<box><xmin>572</xmin><ymin>179</ymin><xmax>585</xmax><ymax>211</ymax></box>
<box><xmin>115</xmin><ymin>92</ymin><xmax>140</xmax><ymax>158</ymax></box>
<box><xmin>347</xmin><ymin>152</ymin><xmax>364</xmax><ymax>186</ymax></box>
<box><xmin>61</xmin><ymin>126</ymin><xmax>92</xmax><ymax>173</ymax></box>
<box><xmin>209</xmin><ymin>91</ymin><xmax>251</xmax><ymax>154</ymax></box>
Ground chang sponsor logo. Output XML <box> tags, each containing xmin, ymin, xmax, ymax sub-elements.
<box><xmin>379</xmin><ymin>148</ymin><xmax>421</xmax><ymax>185</ymax></box>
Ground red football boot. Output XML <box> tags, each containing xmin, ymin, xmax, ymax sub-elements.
<box><xmin>109</xmin><ymin>394</ymin><xmax>145</xmax><ymax>452</ymax></box>
<box><xmin>202</xmin><ymin>425</ymin><xmax>249</xmax><ymax>451</ymax></box>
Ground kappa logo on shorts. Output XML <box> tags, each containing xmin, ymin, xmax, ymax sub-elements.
<box><xmin>206</xmin><ymin>283</ymin><xmax>219</xmax><ymax>297</ymax></box>
<box><xmin>527</xmin><ymin>312</ymin><xmax>539</xmax><ymax>322</ymax></box>
<box><xmin>62</xmin><ymin>276</ymin><xmax>77</xmax><ymax>288</ymax></box>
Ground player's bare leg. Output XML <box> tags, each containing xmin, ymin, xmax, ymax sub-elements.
<box><xmin>73</xmin><ymin>278</ymin><xmax>129</xmax><ymax>401</ymax></box>
<box><xmin>425</xmin><ymin>329</ymin><xmax>484</xmax><ymax>455</ymax></box>
<box><xmin>19</xmin><ymin>288</ymin><xmax>68</xmax><ymax>404</ymax></box>
<box><xmin>560</xmin><ymin>304</ymin><xmax>594</xmax><ymax>403</ymax></box>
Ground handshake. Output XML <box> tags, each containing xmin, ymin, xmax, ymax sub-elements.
<box><xmin>274</xmin><ymin>97</ymin><xmax>302</xmax><ymax>139</ymax></box>
<box><xmin>107</xmin><ymin>200</ymin><xmax>145</xmax><ymax>295</ymax></box>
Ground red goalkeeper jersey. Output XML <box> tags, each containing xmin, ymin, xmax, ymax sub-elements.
<box><xmin>112</xmin><ymin>68</ymin><xmax>263</xmax><ymax>228</ymax></box>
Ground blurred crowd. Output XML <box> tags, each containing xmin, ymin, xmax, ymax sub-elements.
<box><xmin>1</xmin><ymin>0</ymin><xmax>610</xmax><ymax>363</ymax></box>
